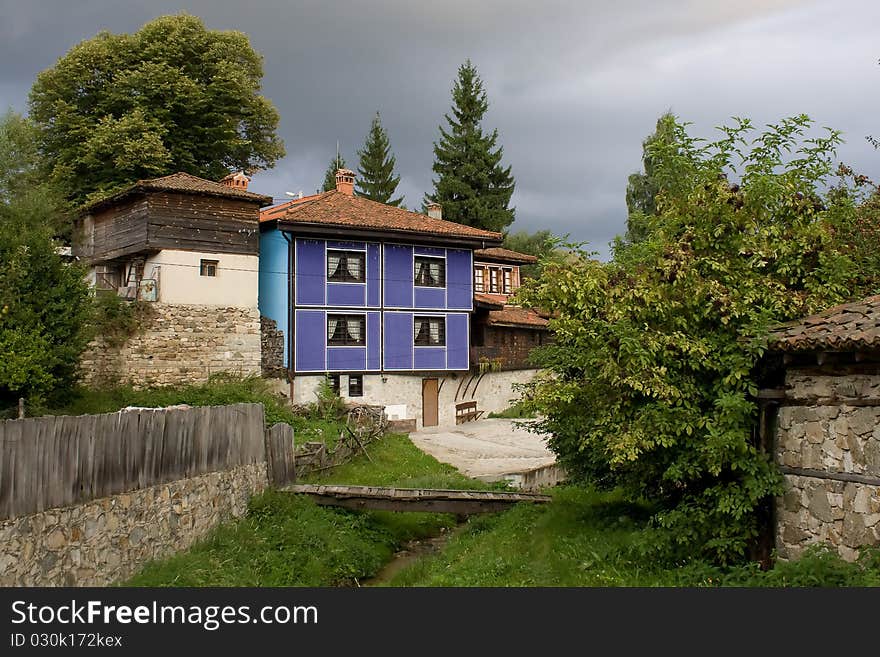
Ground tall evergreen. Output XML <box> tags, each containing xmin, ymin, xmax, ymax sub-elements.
<box><xmin>624</xmin><ymin>112</ymin><xmax>677</xmax><ymax>244</ymax></box>
<box><xmin>356</xmin><ymin>112</ymin><xmax>403</xmax><ymax>206</ymax></box>
<box><xmin>322</xmin><ymin>153</ymin><xmax>346</xmax><ymax>192</ymax></box>
<box><xmin>427</xmin><ymin>60</ymin><xmax>515</xmax><ymax>232</ymax></box>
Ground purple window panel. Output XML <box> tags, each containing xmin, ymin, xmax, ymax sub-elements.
<box><xmin>295</xmin><ymin>239</ymin><xmax>325</xmax><ymax>305</ymax></box>
<box><xmin>446</xmin><ymin>249</ymin><xmax>473</xmax><ymax>310</ymax></box>
<box><xmin>414</xmin><ymin>246</ymin><xmax>445</xmax><ymax>257</ymax></box>
<box><xmin>295</xmin><ymin>310</ymin><xmax>326</xmax><ymax>372</ymax></box>
<box><xmin>414</xmin><ymin>286</ymin><xmax>445</xmax><ymax>309</ymax></box>
<box><xmin>327</xmin><ymin>240</ymin><xmax>365</xmax><ymax>250</ymax></box>
<box><xmin>367</xmin><ymin>243</ymin><xmax>380</xmax><ymax>307</ymax></box>
<box><xmin>414</xmin><ymin>347</ymin><xmax>445</xmax><ymax>370</ymax></box>
<box><xmin>367</xmin><ymin>312</ymin><xmax>380</xmax><ymax>370</ymax></box>
<box><xmin>446</xmin><ymin>313</ymin><xmax>470</xmax><ymax>370</ymax></box>
<box><xmin>384</xmin><ymin>244</ymin><xmax>413</xmax><ymax>307</ymax></box>
<box><xmin>328</xmin><ymin>347</ymin><xmax>366</xmax><ymax>371</ymax></box>
<box><xmin>384</xmin><ymin>312</ymin><xmax>413</xmax><ymax>369</ymax></box>
<box><xmin>327</xmin><ymin>282</ymin><xmax>365</xmax><ymax>306</ymax></box>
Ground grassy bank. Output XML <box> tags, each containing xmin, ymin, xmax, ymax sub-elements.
<box><xmin>385</xmin><ymin>486</ymin><xmax>880</xmax><ymax>587</ymax></box>
<box><xmin>125</xmin><ymin>434</ymin><xmax>489</xmax><ymax>587</ymax></box>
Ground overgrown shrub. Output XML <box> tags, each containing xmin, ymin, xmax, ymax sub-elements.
<box><xmin>517</xmin><ymin>115</ymin><xmax>874</xmax><ymax>563</ymax></box>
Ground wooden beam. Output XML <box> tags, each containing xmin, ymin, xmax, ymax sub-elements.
<box><xmin>778</xmin><ymin>466</ymin><xmax>880</xmax><ymax>487</ymax></box>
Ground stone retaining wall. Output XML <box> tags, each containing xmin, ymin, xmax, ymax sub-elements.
<box><xmin>80</xmin><ymin>303</ymin><xmax>261</xmax><ymax>387</ymax></box>
<box><xmin>0</xmin><ymin>462</ymin><xmax>267</xmax><ymax>586</ymax></box>
<box><xmin>774</xmin><ymin>372</ymin><xmax>880</xmax><ymax>560</ymax></box>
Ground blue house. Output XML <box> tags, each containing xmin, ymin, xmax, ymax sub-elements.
<box><xmin>259</xmin><ymin>169</ymin><xmax>503</xmax><ymax>427</ymax></box>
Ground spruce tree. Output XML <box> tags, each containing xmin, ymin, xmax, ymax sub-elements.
<box><xmin>322</xmin><ymin>154</ymin><xmax>346</xmax><ymax>192</ymax></box>
<box><xmin>356</xmin><ymin>112</ymin><xmax>403</xmax><ymax>206</ymax></box>
<box><xmin>624</xmin><ymin>112</ymin><xmax>677</xmax><ymax>244</ymax></box>
<box><xmin>427</xmin><ymin>60</ymin><xmax>515</xmax><ymax>232</ymax></box>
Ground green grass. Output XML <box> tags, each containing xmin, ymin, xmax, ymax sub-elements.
<box><xmin>46</xmin><ymin>375</ymin><xmax>346</xmax><ymax>445</ymax></box>
<box><xmin>487</xmin><ymin>402</ymin><xmax>535</xmax><ymax>419</ymax></box>
<box><xmin>125</xmin><ymin>434</ymin><xmax>488</xmax><ymax>587</ymax></box>
<box><xmin>384</xmin><ymin>486</ymin><xmax>880</xmax><ymax>587</ymax></box>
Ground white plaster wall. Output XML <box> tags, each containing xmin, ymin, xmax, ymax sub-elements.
<box><xmin>291</xmin><ymin>369</ymin><xmax>539</xmax><ymax>429</ymax></box>
<box><xmin>143</xmin><ymin>250</ymin><xmax>258</xmax><ymax>307</ymax></box>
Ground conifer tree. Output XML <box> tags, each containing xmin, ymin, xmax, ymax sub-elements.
<box><xmin>427</xmin><ymin>60</ymin><xmax>515</xmax><ymax>231</ymax></box>
<box><xmin>356</xmin><ymin>112</ymin><xmax>403</xmax><ymax>206</ymax></box>
<box><xmin>322</xmin><ymin>153</ymin><xmax>346</xmax><ymax>192</ymax></box>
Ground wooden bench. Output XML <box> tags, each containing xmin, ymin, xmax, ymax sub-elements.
<box><xmin>455</xmin><ymin>401</ymin><xmax>484</xmax><ymax>424</ymax></box>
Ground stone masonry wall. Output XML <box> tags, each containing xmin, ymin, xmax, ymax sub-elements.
<box><xmin>0</xmin><ymin>462</ymin><xmax>267</xmax><ymax>586</ymax></box>
<box><xmin>775</xmin><ymin>371</ymin><xmax>880</xmax><ymax>561</ymax></box>
<box><xmin>80</xmin><ymin>303</ymin><xmax>261</xmax><ymax>387</ymax></box>
<box><xmin>261</xmin><ymin>315</ymin><xmax>285</xmax><ymax>378</ymax></box>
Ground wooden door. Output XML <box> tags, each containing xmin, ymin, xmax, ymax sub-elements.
<box><xmin>422</xmin><ymin>378</ymin><xmax>439</xmax><ymax>427</ymax></box>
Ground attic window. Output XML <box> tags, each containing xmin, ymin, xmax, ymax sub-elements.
<box><xmin>200</xmin><ymin>259</ymin><xmax>218</xmax><ymax>277</ymax></box>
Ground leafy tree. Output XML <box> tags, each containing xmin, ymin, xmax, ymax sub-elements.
<box><xmin>28</xmin><ymin>14</ymin><xmax>285</xmax><ymax>207</ymax></box>
<box><xmin>503</xmin><ymin>229</ymin><xmax>557</xmax><ymax>279</ymax></box>
<box><xmin>517</xmin><ymin>115</ymin><xmax>868</xmax><ymax>563</ymax></box>
<box><xmin>356</xmin><ymin>112</ymin><xmax>403</xmax><ymax>206</ymax></box>
<box><xmin>322</xmin><ymin>154</ymin><xmax>347</xmax><ymax>192</ymax></box>
<box><xmin>427</xmin><ymin>60</ymin><xmax>515</xmax><ymax>232</ymax></box>
<box><xmin>623</xmin><ymin>112</ymin><xmax>677</xmax><ymax>244</ymax></box>
<box><xmin>0</xmin><ymin>112</ymin><xmax>91</xmax><ymax>411</ymax></box>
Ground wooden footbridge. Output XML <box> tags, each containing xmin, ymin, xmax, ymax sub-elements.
<box><xmin>283</xmin><ymin>484</ymin><xmax>551</xmax><ymax>514</ymax></box>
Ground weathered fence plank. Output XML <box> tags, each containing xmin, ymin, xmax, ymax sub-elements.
<box><xmin>265</xmin><ymin>423</ymin><xmax>295</xmax><ymax>487</ymax></box>
<box><xmin>0</xmin><ymin>403</ymin><xmax>267</xmax><ymax>520</ymax></box>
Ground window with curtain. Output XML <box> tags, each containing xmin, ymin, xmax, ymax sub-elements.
<box><xmin>414</xmin><ymin>316</ymin><xmax>446</xmax><ymax>346</ymax></box>
<box><xmin>474</xmin><ymin>267</ymin><xmax>485</xmax><ymax>292</ymax></box>
<box><xmin>327</xmin><ymin>314</ymin><xmax>366</xmax><ymax>345</ymax></box>
<box><xmin>503</xmin><ymin>268</ymin><xmax>512</xmax><ymax>294</ymax></box>
<box><xmin>414</xmin><ymin>256</ymin><xmax>445</xmax><ymax>287</ymax></box>
<box><xmin>327</xmin><ymin>250</ymin><xmax>366</xmax><ymax>283</ymax></box>
<box><xmin>489</xmin><ymin>268</ymin><xmax>499</xmax><ymax>293</ymax></box>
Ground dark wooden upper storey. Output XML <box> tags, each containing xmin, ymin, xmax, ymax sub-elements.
<box><xmin>74</xmin><ymin>172</ymin><xmax>272</xmax><ymax>264</ymax></box>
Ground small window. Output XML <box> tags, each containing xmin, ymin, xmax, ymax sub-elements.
<box><xmin>503</xmin><ymin>269</ymin><xmax>512</xmax><ymax>294</ymax></box>
<box><xmin>348</xmin><ymin>374</ymin><xmax>363</xmax><ymax>397</ymax></box>
<box><xmin>474</xmin><ymin>267</ymin><xmax>485</xmax><ymax>293</ymax></box>
<box><xmin>200</xmin><ymin>259</ymin><xmax>218</xmax><ymax>277</ymax></box>
<box><xmin>414</xmin><ymin>316</ymin><xmax>446</xmax><ymax>346</ymax></box>
<box><xmin>328</xmin><ymin>374</ymin><xmax>340</xmax><ymax>394</ymax></box>
<box><xmin>414</xmin><ymin>256</ymin><xmax>445</xmax><ymax>287</ymax></box>
<box><xmin>327</xmin><ymin>250</ymin><xmax>365</xmax><ymax>283</ymax></box>
<box><xmin>327</xmin><ymin>314</ymin><xmax>366</xmax><ymax>346</ymax></box>
<box><xmin>489</xmin><ymin>268</ymin><xmax>499</xmax><ymax>293</ymax></box>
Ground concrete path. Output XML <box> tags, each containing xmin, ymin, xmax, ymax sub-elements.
<box><xmin>409</xmin><ymin>419</ymin><xmax>559</xmax><ymax>487</ymax></box>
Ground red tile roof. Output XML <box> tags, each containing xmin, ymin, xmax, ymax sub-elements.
<box><xmin>474</xmin><ymin>293</ymin><xmax>506</xmax><ymax>309</ymax></box>
<box><xmin>767</xmin><ymin>295</ymin><xmax>880</xmax><ymax>352</ymax></box>
<box><xmin>82</xmin><ymin>172</ymin><xmax>273</xmax><ymax>212</ymax></box>
<box><xmin>474</xmin><ymin>247</ymin><xmax>538</xmax><ymax>264</ymax></box>
<box><xmin>486</xmin><ymin>307</ymin><xmax>550</xmax><ymax>329</ymax></box>
<box><xmin>260</xmin><ymin>190</ymin><xmax>503</xmax><ymax>243</ymax></box>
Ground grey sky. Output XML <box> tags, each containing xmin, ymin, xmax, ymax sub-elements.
<box><xmin>1</xmin><ymin>0</ymin><xmax>878</xmax><ymax>258</ymax></box>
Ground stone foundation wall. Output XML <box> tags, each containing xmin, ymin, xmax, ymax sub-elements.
<box><xmin>80</xmin><ymin>303</ymin><xmax>261</xmax><ymax>387</ymax></box>
<box><xmin>775</xmin><ymin>371</ymin><xmax>880</xmax><ymax>560</ymax></box>
<box><xmin>0</xmin><ymin>462</ymin><xmax>267</xmax><ymax>586</ymax></box>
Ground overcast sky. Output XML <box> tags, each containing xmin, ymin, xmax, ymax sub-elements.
<box><xmin>1</xmin><ymin>0</ymin><xmax>878</xmax><ymax>258</ymax></box>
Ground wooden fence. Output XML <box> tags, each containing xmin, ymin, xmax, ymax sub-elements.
<box><xmin>0</xmin><ymin>403</ymin><xmax>295</xmax><ymax>521</ymax></box>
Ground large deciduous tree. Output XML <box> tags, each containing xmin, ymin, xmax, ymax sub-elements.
<box><xmin>427</xmin><ymin>60</ymin><xmax>515</xmax><ymax>232</ymax></box>
<box><xmin>356</xmin><ymin>112</ymin><xmax>403</xmax><ymax>206</ymax></box>
<box><xmin>518</xmin><ymin>115</ymin><xmax>870</xmax><ymax>563</ymax></box>
<box><xmin>502</xmin><ymin>229</ymin><xmax>557</xmax><ymax>279</ymax></box>
<box><xmin>0</xmin><ymin>111</ymin><xmax>91</xmax><ymax>411</ymax></box>
<box><xmin>623</xmin><ymin>111</ymin><xmax>677</xmax><ymax>245</ymax></box>
<box><xmin>28</xmin><ymin>14</ymin><xmax>285</xmax><ymax>206</ymax></box>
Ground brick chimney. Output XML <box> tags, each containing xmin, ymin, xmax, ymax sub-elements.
<box><xmin>221</xmin><ymin>171</ymin><xmax>250</xmax><ymax>191</ymax></box>
<box><xmin>426</xmin><ymin>202</ymin><xmax>442</xmax><ymax>220</ymax></box>
<box><xmin>335</xmin><ymin>168</ymin><xmax>356</xmax><ymax>196</ymax></box>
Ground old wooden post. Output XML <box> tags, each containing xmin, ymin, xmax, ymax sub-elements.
<box><xmin>17</xmin><ymin>398</ymin><xmax>24</xmax><ymax>420</ymax></box>
<box><xmin>265</xmin><ymin>423</ymin><xmax>295</xmax><ymax>486</ymax></box>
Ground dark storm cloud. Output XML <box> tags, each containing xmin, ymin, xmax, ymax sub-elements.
<box><xmin>1</xmin><ymin>0</ymin><xmax>878</xmax><ymax>258</ymax></box>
